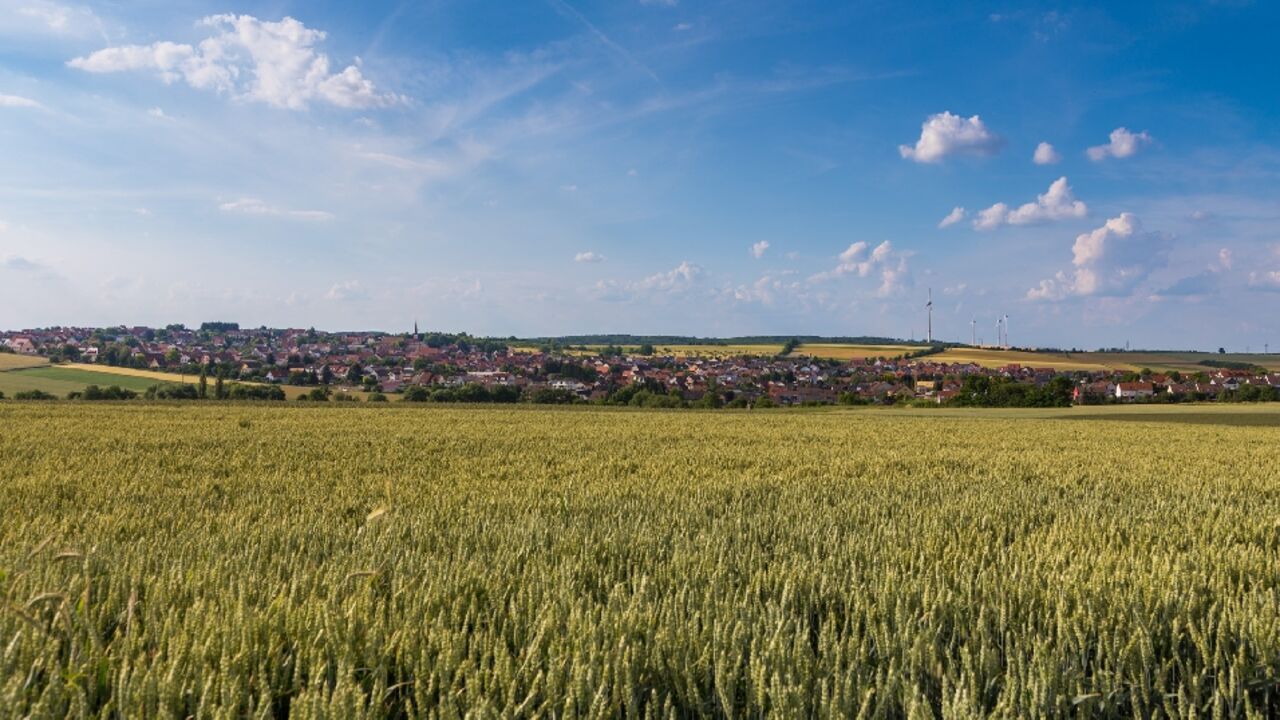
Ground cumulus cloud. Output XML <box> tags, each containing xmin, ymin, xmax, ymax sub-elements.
<box><xmin>1027</xmin><ymin>213</ymin><xmax>1170</xmax><ymax>301</ymax></box>
<box><xmin>1249</xmin><ymin>271</ymin><xmax>1280</xmax><ymax>292</ymax></box>
<box><xmin>574</xmin><ymin>251</ymin><xmax>604</xmax><ymax>263</ymax></box>
<box><xmin>637</xmin><ymin>261</ymin><xmax>702</xmax><ymax>291</ymax></box>
<box><xmin>750</xmin><ymin>240</ymin><xmax>770</xmax><ymax>259</ymax></box>
<box><xmin>592</xmin><ymin>261</ymin><xmax>704</xmax><ymax>302</ymax></box>
<box><xmin>68</xmin><ymin>14</ymin><xmax>401</xmax><ymax>110</ymax></box>
<box><xmin>898</xmin><ymin>112</ymin><xmax>1001</xmax><ymax>163</ymax></box>
<box><xmin>325</xmin><ymin>280</ymin><xmax>367</xmax><ymax>301</ymax></box>
<box><xmin>809</xmin><ymin>240</ymin><xmax>911</xmax><ymax>296</ymax></box>
<box><xmin>938</xmin><ymin>206</ymin><xmax>966</xmax><ymax>228</ymax></box>
<box><xmin>973</xmin><ymin>177</ymin><xmax>1087</xmax><ymax>230</ymax></box>
<box><xmin>1218</xmin><ymin>248</ymin><xmax>1233</xmax><ymax>270</ymax></box>
<box><xmin>1086</xmin><ymin>127</ymin><xmax>1152</xmax><ymax>161</ymax></box>
<box><xmin>0</xmin><ymin>94</ymin><xmax>43</xmax><ymax>109</ymax></box>
<box><xmin>219</xmin><ymin>197</ymin><xmax>334</xmax><ymax>221</ymax></box>
<box><xmin>1032</xmin><ymin>141</ymin><xmax>1060</xmax><ymax>165</ymax></box>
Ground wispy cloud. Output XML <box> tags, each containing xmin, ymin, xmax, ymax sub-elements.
<box><xmin>218</xmin><ymin>198</ymin><xmax>334</xmax><ymax>221</ymax></box>
<box><xmin>0</xmin><ymin>94</ymin><xmax>44</xmax><ymax>109</ymax></box>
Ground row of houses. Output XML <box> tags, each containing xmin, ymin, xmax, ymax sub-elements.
<box><xmin>4</xmin><ymin>326</ymin><xmax>1278</xmax><ymax>406</ymax></box>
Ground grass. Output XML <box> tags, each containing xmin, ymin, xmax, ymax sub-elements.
<box><xmin>0</xmin><ymin>366</ymin><xmax>159</xmax><ymax>397</ymax></box>
<box><xmin>2</xmin><ymin>403</ymin><xmax>1279</xmax><ymax>716</ymax></box>
<box><xmin>50</xmin><ymin>362</ymin><xmax>382</xmax><ymax>401</ymax></box>
<box><xmin>0</xmin><ymin>353</ymin><xmax>49</xmax><ymax>371</ymax></box>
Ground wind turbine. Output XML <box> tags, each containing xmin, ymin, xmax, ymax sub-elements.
<box><xmin>925</xmin><ymin>288</ymin><xmax>933</xmax><ymax>344</ymax></box>
<box><xmin>1003</xmin><ymin>314</ymin><xmax>1010</xmax><ymax>348</ymax></box>
<box><xmin>970</xmin><ymin>319</ymin><xmax>976</xmax><ymax>346</ymax></box>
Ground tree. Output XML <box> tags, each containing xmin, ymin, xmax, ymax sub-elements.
<box><xmin>198</xmin><ymin>367</ymin><xmax>208</xmax><ymax>399</ymax></box>
<box><xmin>320</xmin><ymin>365</ymin><xmax>334</xmax><ymax>385</ymax></box>
<box><xmin>348</xmin><ymin>363</ymin><xmax>364</xmax><ymax>384</ymax></box>
<box><xmin>215</xmin><ymin>370</ymin><xmax>226</xmax><ymax>400</ymax></box>
<box><xmin>638</xmin><ymin>343</ymin><xmax>655</xmax><ymax>356</ymax></box>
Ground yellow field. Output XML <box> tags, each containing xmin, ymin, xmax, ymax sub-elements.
<box><xmin>930</xmin><ymin>348</ymin><xmax>1280</xmax><ymax>373</ymax></box>
<box><xmin>932</xmin><ymin>347</ymin><xmax>1125</xmax><ymax>371</ymax></box>
<box><xmin>793</xmin><ymin>343</ymin><xmax>920</xmax><ymax>360</ymax></box>
<box><xmin>0</xmin><ymin>353</ymin><xmax>49</xmax><ymax>371</ymax></box>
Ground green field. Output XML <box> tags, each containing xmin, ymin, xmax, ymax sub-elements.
<box><xmin>0</xmin><ymin>363</ymin><xmax>380</xmax><ymax>401</ymax></box>
<box><xmin>3</xmin><ymin>403</ymin><xmax>1279</xmax><ymax>716</ymax></box>
<box><xmin>0</xmin><ymin>365</ymin><xmax>159</xmax><ymax>397</ymax></box>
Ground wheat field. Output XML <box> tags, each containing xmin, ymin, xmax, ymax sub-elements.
<box><xmin>2</xmin><ymin>403</ymin><xmax>1278</xmax><ymax>717</ymax></box>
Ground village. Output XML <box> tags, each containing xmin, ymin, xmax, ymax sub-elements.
<box><xmin>3</xmin><ymin>324</ymin><xmax>1278</xmax><ymax>406</ymax></box>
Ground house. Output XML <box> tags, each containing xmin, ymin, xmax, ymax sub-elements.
<box><xmin>1115</xmin><ymin>382</ymin><xmax>1155</xmax><ymax>401</ymax></box>
<box><xmin>263</xmin><ymin>368</ymin><xmax>291</xmax><ymax>383</ymax></box>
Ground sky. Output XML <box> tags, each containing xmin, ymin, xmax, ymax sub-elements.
<box><xmin>1</xmin><ymin>0</ymin><xmax>1278</xmax><ymax>350</ymax></box>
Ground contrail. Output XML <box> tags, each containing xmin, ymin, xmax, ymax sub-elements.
<box><xmin>546</xmin><ymin>0</ymin><xmax>664</xmax><ymax>88</ymax></box>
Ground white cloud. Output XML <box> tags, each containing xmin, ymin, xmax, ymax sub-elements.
<box><xmin>0</xmin><ymin>94</ymin><xmax>43</xmax><ymax>109</ymax></box>
<box><xmin>938</xmin><ymin>206</ymin><xmax>966</xmax><ymax>228</ymax></box>
<box><xmin>592</xmin><ymin>261</ymin><xmax>704</xmax><ymax>302</ymax></box>
<box><xmin>637</xmin><ymin>261</ymin><xmax>702</xmax><ymax>291</ymax></box>
<box><xmin>673</xmin><ymin>22</ymin><xmax>693</xmax><ymax>31</ymax></box>
<box><xmin>218</xmin><ymin>197</ymin><xmax>334</xmax><ymax>221</ymax></box>
<box><xmin>1189</xmin><ymin>210</ymin><xmax>1211</xmax><ymax>221</ymax></box>
<box><xmin>325</xmin><ymin>280</ymin><xmax>367</xmax><ymax>301</ymax></box>
<box><xmin>1033</xmin><ymin>141</ymin><xmax>1060</xmax><ymax>165</ymax></box>
<box><xmin>146</xmin><ymin>106</ymin><xmax>172</xmax><ymax>120</ymax></box>
<box><xmin>973</xmin><ymin>176</ymin><xmax>1086</xmax><ymax>230</ymax></box>
<box><xmin>899</xmin><ymin>112</ymin><xmax>1001</xmax><ymax>163</ymax></box>
<box><xmin>560</xmin><ymin>184</ymin><xmax>579</xmax><ymax>192</ymax></box>
<box><xmin>809</xmin><ymin>240</ymin><xmax>911</xmax><ymax>296</ymax></box>
<box><xmin>1027</xmin><ymin>213</ymin><xmax>1170</xmax><ymax>300</ymax></box>
<box><xmin>1218</xmin><ymin>247</ymin><xmax>1233</xmax><ymax>270</ymax></box>
<box><xmin>574</xmin><ymin>251</ymin><xmax>604</xmax><ymax>263</ymax></box>
<box><xmin>1</xmin><ymin>1</ymin><xmax>104</xmax><ymax>38</ymax></box>
<box><xmin>68</xmin><ymin>15</ymin><xmax>402</xmax><ymax>110</ymax></box>
<box><xmin>750</xmin><ymin>240</ymin><xmax>770</xmax><ymax>258</ymax></box>
<box><xmin>1086</xmin><ymin>127</ymin><xmax>1152</xmax><ymax>161</ymax></box>
<box><xmin>1249</xmin><ymin>270</ymin><xmax>1280</xmax><ymax>292</ymax></box>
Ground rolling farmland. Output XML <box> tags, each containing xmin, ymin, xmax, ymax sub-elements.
<box><xmin>931</xmin><ymin>347</ymin><xmax>1280</xmax><ymax>372</ymax></box>
<box><xmin>0</xmin><ymin>353</ymin><xmax>49</xmax><ymax>371</ymax></box>
<box><xmin>0</xmin><ymin>362</ymin><xmax>376</xmax><ymax>401</ymax></box>
<box><xmin>3</xmin><ymin>403</ymin><xmax>1279</xmax><ymax>716</ymax></box>
<box><xmin>0</xmin><ymin>365</ymin><xmax>159</xmax><ymax>397</ymax></box>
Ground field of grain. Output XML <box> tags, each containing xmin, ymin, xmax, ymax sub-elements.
<box><xmin>932</xmin><ymin>347</ymin><xmax>1131</xmax><ymax>371</ymax></box>
<box><xmin>0</xmin><ymin>353</ymin><xmax>49</xmax><ymax>371</ymax></box>
<box><xmin>794</xmin><ymin>343</ymin><xmax>921</xmax><ymax>360</ymax></box>
<box><xmin>2</xmin><ymin>403</ymin><xmax>1278</xmax><ymax>716</ymax></box>
<box><xmin>931</xmin><ymin>348</ymin><xmax>1280</xmax><ymax>373</ymax></box>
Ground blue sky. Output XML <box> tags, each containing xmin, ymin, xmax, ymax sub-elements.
<box><xmin>1</xmin><ymin>0</ymin><xmax>1278</xmax><ymax>349</ymax></box>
